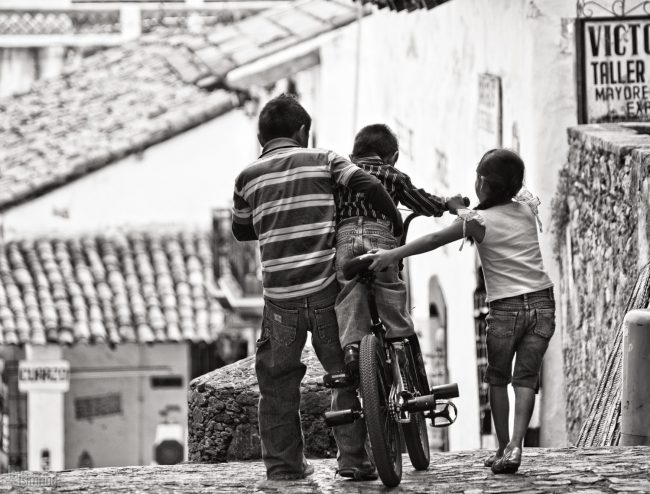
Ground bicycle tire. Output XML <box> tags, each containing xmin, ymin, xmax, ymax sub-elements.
<box><xmin>402</xmin><ymin>346</ymin><xmax>430</xmax><ymax>470</ymax></box>
<box><xmin>360</xmin><ymin>334</ymin><xmax>402</xmax><ymax>487</ymax></box>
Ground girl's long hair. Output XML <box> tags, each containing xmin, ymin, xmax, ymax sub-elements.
<box><xmin>474</xmin><ymin>149</ymin><xmax>525</xmax><ymax>211</ymax></box>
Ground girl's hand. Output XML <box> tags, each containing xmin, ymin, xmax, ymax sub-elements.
<box><xmin>362</xmin><ymin>249</ymin><xmax>397</xmax><ymax>271</ymax></box>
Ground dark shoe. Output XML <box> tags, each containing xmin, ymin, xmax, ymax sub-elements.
<box><xmin>267</xmin><ymin>460</ymin><xmax>314</xmax><ymax>480</ymax></box>
<box><xmin>343</xmin><ymin>343</ymin><xmax>360</xmax><ymax>376</ymax></box>
<box><xmin>483</xmin><ymin>451</ymin><xmax>502</xmax><ymax>467</ymax></box>
<box><xmin>336</xmin><ymin>466</ymin><xmax>378</xmax><ymax>481</ymax></box>
<box><xmin>491</xmin><ymin>447</ymin><xmax>521</xmax><ymax>474</ymax></box>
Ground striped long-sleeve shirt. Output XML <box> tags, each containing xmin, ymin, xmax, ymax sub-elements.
<box><xmin>336</xmin><ymin>155</ymin><xmax>448</xmax><ymax>221</ymax></box>
<box><xmin>232</xmin><ymin>138</ymin><xmax>399</xmax><ymax>301</ymax></box>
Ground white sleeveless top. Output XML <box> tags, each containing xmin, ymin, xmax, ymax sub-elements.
<box><xmin>472</xmin><ymin>202</ymin><xmax>553</xmax><ymax>302</ymax></box>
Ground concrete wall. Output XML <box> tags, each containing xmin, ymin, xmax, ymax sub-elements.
<box><xmin>307</xmin><ymin>0</ymin><xmax>576</xmax><ymax>448</ymax></box>
<box><xmin>63</xmin><ymin>342</ymin><xmax>189</xmax><ymax>468</ymax></box>
<box><xmin>1</xmin><ymin>108</ymin><xmax>258</xmax><ymax>236</ymax></box>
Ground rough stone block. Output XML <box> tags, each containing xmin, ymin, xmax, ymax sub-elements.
<box><xmin>188</xmin><ymin>346</ymin><xmax>337</xmax><ymax>462</ymax></box>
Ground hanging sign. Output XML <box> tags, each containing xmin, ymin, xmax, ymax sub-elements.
<box><xmin>578</xmin><ymin>16</ymin><xmax>650</xmax><ymax>123</ymax></box>
<box><xmin>18</xmin><ymin>361</ymin><xmax>70</xmax><ymax>392</ymax></box>
<box><xmin>478</xmin><ymin>74</ymin><xmax>502</xmax><ymax>152</ymax></box>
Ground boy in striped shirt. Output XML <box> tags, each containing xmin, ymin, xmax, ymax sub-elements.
<box><xmin>232</xmin><ymin>95</ymin><xmax>401</xmax><ymax>481</ymax></box>
<box><xmin>335</xmin><ymin>124</ymin><xmax>465</xmax><ymax>376</ymax></box>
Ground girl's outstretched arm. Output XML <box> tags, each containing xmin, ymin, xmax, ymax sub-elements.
<box><xmin>364</xmin><ymin>217</ymin><xmax>485</xmax><ymax>271</ymax></box>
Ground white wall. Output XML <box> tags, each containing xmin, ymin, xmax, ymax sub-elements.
<box><xmin>311</xmin><ymin>0</ymin><xmax>576</xmax><ymax>448</ymax></box>
<box><xmin>63</xmin><ymin>343</ymin><xmax>189</xmax><ymax>468</ymax></box>
<box><xmin>2</xmin><ymin>109</ymin><xmax>259</xmax><ymax>235</ymax></box>
<box><xmin>0</xmin><ymin>47</ymin><xmax>68</xmax><ymax>98</ymax></box>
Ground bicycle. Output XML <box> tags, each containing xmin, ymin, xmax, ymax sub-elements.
<box><xmin>322</xmin><ymin>213</ymin><xmax>460</xmax><ymax>487</ymax></box>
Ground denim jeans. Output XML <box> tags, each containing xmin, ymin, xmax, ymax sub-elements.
<box><xmin>484</xmin><ymin>287</ymin><xmax>556</xmax><ymax>391</ymax></box>
<box><xmin>335</xmin><ymin>217</ymin><xmax>414</xmax><ymax>348</ymax></box>
<box><xmin>256</xmin><ymin>282</ymin><xmax>371</xmax><ymax>479</ymax></box>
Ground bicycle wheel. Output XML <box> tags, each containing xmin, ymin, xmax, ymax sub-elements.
<box><xmin>402</xmin><ymin>408</ymin><xmax>430</xmax><ymax>470</ymax></box>
<box><xmin>359</xmin><ymin>334</ymin><xmax>402</xmax><ymax>487</ymax></box>
<box><xmin>401</xmin><ymin>346</ymin><xmax>430</xmax><ymax>470</ymax></box>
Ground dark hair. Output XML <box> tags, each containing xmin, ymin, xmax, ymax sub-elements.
<box><xmin>475</xmin><ymin>148</ymin><xmax>525</xmax><ymax>210</ymax></box>
<box><xmin>258</xmin><ymin>94</ymin><xmax>311</xmax><ymax>143</ymax></box>
<box><xmin>351</xmin><ymin>124</ymin><xmax>399</xmax><ymax>159</ymax></box>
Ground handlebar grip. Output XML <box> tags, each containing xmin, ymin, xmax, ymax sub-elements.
<box><xmin>431</xmin><ymin>383</ymin><xmax>459</xmax><ymax>399</ymax></box>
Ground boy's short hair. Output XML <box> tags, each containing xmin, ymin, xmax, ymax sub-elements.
<box><xmin>352</xmin><ymin>124</ymin><xmax>399</xmax><ymax>159</ymax></box>
<box><xmin>258</xmin><ymin>94</ymin><xmax>312</xmax><ymax>142</ymax></box>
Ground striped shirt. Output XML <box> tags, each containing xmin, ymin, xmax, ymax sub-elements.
<box><xmin>232</xmin><ymin>138</ymin><xmax>360</xmax><ymax>300</ymax></box>
<box><xmin>337</xmin><ymin>155</ymin><xmax>447</xmax><ymax>220</ymax></box>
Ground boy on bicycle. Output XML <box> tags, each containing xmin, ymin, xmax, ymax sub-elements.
<box><xmin>334</xmin><ymin>124</ymin><xmax>465</xmax><ymax>378</ymax></box>
<box><xmin>232</xmin><ymin>98</ymin><xmax>402</xmax><ymax>481</ymax></box>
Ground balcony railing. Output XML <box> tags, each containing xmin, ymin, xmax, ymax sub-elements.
<box><xmin>0</xmin><ymin>4</ymin><xmax>275</xmax><ymax>46</ymax></box>
<box><xmin>0</xmin><ymin>9</ymin><xmax>121</xmax><ymax>36</ymax></box>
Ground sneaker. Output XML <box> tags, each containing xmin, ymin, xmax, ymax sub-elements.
<box><xmin>336</xmin><ymin>466</ymin><xmax>378</xmax><ymax>481</ymax></box>
<box><xmin>267</xmin><ymin>461</ymin><xmax>314</xmax><ymax>480</ymax></box>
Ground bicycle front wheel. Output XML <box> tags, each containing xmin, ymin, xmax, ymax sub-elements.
<box><xmin>402</xmin><ymin>346</ymin><xmax>430</xmax><ymax>470</ymax></box>
<box><xmin>359</xmin><ymin>334</ymin><xmax>402</xmax><ymax>487</ymax></box>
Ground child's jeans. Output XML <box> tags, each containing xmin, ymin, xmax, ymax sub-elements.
<box><xmin>256</xmin><ymin>282</ymin><xmax>372</xmax><ymax>479</ymax></box>
<box><xmin>335</xmin><ymin>217</ymin><xmax>414</xmax><ymax>349</ymax></box>
<box><xmin>484</xmin><ymin>287</ymin><xmax>555</xmax><ymax>392</ymax></box>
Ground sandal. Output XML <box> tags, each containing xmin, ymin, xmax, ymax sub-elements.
<box><xmin>483</xmin><ymin>452</ymin><xmax>502</xmax><ymax>467</ymax></box>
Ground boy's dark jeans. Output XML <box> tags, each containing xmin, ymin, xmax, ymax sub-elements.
<box><xmin>256</xmin><ymin>282</ymin><xmax>371</xmax><ymax>480</ymax></box>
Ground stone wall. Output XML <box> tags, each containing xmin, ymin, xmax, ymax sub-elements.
<box><xmin>552</xmin><ymin>124</ymin><xmax>650</xmax><ymax>444</ymax></box>
<box><xmin>188</xmin><ymin>346</ymin><xmax>337</xmax><ymax>462</ymax></box>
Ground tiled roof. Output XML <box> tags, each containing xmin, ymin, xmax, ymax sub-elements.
<box><xmin>0</xmin><ymin>229</ymin><xmax>225</xmax><ymax>346</ymax></box>
<box><xmin>0</xmin><ymin>0</ymin><xmax>360</xmax><ymax>212</ymax></box>
<box><xmin>356</xmin><ymin>0</ymin><xmax>451</xmax><ymax>11</ymax></box>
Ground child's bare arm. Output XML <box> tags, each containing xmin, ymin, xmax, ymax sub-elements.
<box><xmin>364</xmin><ymin>218</ymin><xmax>485</xmax><ymax>270</ymax></box>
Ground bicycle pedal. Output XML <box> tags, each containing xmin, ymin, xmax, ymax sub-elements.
<box><xmin>323</xmin><ymin>371</ymin><xmax>354</xmax><ymax>389</ymax></box>
<box><xmin>427</xmin><ymin>401</ymin><xmax>458</xmax><ymax>428</ymax></box>
<box><xmin>324</xmin><ymin>408</ymin><xmax>363</xmax><ymax>427</ymax></box>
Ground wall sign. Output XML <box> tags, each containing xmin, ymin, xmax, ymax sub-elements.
<box><xmin>577</xmin><ymin>16</ymin><xmax>650</xmax><ymax>123</ymax></box>
<box><xmin>75</xmin><ymin>393</ymin><xmax>122</xmax><ymax>421</ymax></box>
<box><xmin>18</xmin><ymin>361</ymin><xmax>69</xmax><ymax>393</ymax></box>
<box><xmin>477</xmin><ymin>74</ymin><xmax>502</xmax><ymax>152</ymax></box>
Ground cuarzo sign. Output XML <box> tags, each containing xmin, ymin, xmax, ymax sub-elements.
<box><xmin>578</xmin><ymin>16</ymin><xmax>650</xmax><ymax>123</ymax></box>
<box><xmin>18</xmin><ymin>361</ymin><xmax>70</xmax><ymax>392</ymax></box>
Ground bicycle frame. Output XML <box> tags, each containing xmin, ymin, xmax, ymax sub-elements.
<box><xmin>358</xmin><ymin>270</ymin><xmax>414</xmax><ymax>425</ymax></box>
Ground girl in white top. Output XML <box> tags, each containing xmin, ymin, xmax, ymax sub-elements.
<box><xmin>365</xmin><ymin>149</ymin><xmax>555</xmax><ymax>475</ymax></box>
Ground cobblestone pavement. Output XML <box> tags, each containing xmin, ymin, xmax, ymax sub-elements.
<box><xmin>1</xmin><ymin>447</ymin><xmax>649</xmax><ymax>493</ymax></box>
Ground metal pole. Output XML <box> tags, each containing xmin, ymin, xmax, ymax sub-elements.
<box><xmin>621</xmin><ymin>309</ymin><xmax>650</xmax><ymax>446</ymax></box>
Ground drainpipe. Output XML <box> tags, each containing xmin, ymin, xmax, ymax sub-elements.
<box><xmin>352</xmin><ymin>3</ymin><xmax>363</xmax><ymax>133</ymax></box>
<box><xmin>621</xmin><ymin>309</ymin><xmax>650</xmax><ymax>446</ymax></box>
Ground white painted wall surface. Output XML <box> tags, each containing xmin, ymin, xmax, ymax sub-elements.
<box><xmin>310</xmin><ymin>0</ymin><xmax>576</xmax><ymax>448</ymax></box>
<box><xmin>2</xmin><ymin>109</ymin><xmax>259</xmax><ymax>236</ymax></box>
<box><xmin>24</xmin><ymin>345</ymin><xmax>65</xmax><ymax>471</ymax></box>
<box><xmin>0</xmin><ymin>47</ymin><xmax>67</xmax><ymax>98</ymax></box>
<box><xmin>63</xmin><ymin>343</ymin><xmax>189</xmax><ymax>469</ymax></box>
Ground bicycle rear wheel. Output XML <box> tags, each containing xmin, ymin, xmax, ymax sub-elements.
<box><xmin>359</xmin><ymin>334</ymin><xmax>402</xmax><ymax>487</ymax></box>
<box><xmin>401</xmin><ymin>345</ymin><xmax>430</xmax><ymax>470</ymax></box>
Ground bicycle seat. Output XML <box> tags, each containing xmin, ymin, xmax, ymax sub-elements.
<box><xmin>342</xmin><ymin>256</ymin><xmax>373</xmax><ymax>281</ymax></box>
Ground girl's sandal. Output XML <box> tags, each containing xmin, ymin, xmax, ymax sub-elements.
<box><xmin>483</xmin><ymin>452</ymin><xmax>502</xmax><ymax>467</ymax></box>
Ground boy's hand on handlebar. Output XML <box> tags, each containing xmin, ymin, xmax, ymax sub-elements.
<box><xmin>362</xmin><ymin>249</ymin><xmax>397</xmax><ymax>271</ymax></box>
<box><xmin>446</xmin><ymin>194</ymin><xmax>469</xmax><ymax>215</ymax></box>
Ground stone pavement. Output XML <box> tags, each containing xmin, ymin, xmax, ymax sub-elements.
<box><xmin>1</xmin><ymin>447</ymin><xmax>650</xmax><ymax>493</ymax></box>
